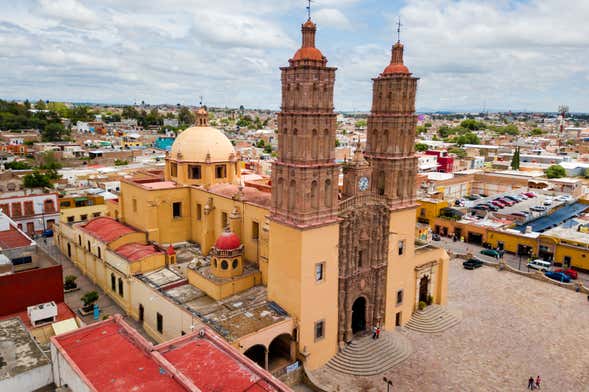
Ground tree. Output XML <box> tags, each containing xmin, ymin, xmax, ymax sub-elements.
<box><xmin>81</xmin><ymin>291</ymin><xmax>99</xmax><ymax>311</ymax></box>
<box><xmin>454</xmin><ymin>132</ymin><xmax>480</xmax><ymax>146</ymax></box>
<box><xmin>460</xmin><ymin>119</ymin><xmax>486</xmax><ymax>131</ymax></box>
<box><xmin>263</xmin><ymin>144</ymin><xmax>273</xmax><ymax>154</ymax></box>
<box><xmin>530</xmin><ymin>128</ymin><xmax>544</xmax><ymax>136</ymax></box>
<box><xmin>41</xmin><ymin>122</ymin><xmax>66</xmax><ymax>141</ymax></box>
<box><xmin>415</xmin><ymin>143</ymin><xmax>429</xmax><ymax>152</ymax></box>
<box><xmin>448</xmin><ymin>147</ymin><xmax>467</xmax><ymax>158</ymax></box>
<box><xmin>4</xmin><ymin>161</ymin><xmax>32</xmax><ymax>170</ymax></box>
<box><xmin>438</xmin><ymin>125</ymin><xmax>455</xmax><ymax>138</ymax></box>
<box><xmin>34</xmin><ymin>99</ymin><xmax>47</xmax><ymax>110</ymax></box>
<box><xmin>510</xmin><ymin>146</ymin><xmax>520</xmax><ymax>170</ymax></box>
<box><xmin>122</xmin><ymin>106</ymin><xmax>139</xmax><ymax>119</ymax></box>
<box><xmin>545</xmin><ymin>165</ymin><xmax>566</xmax><ymax>179</ymax></box>
<box><xmin>256</xmin><ymin>139</ymin><xmax>265</xmax><ymax>148</ymax></box>
<box><xmin>23</xmin><ymin>171</ymin><xmax>53</xmax><ymax>189</ymax></box>
<box><xmin>355</xmin><ymin>119</ymin><xmax>367</xmax><ymax>128</ymax></box>
<box><xmin>178</xmin><ymin>107</ymin><xmax>194</xmax><ymax>125</ymax></box>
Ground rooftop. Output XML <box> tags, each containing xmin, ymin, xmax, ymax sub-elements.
<box><xmin>208</xmin><ymin>183</ymin><xmax>271</xmax><ymax>208</ymax></box>
<box><xmin>115</xmin><ymin>243</ymin><xmax>163</xmax><ymax>262</ymax></box>
<box><xmin>78</xmin><ymin>216</ymin><xmax>137</xmax><ymax>243</ymax></box>
<box><xmin>0</xmin><ymin>318</ymin><xmax>50</xmax><ymax>382</ymax></box>
<box><xmin>0</xmin><ymin>224</ymin><xmax>33</xmax><ymax>249</ymax></box>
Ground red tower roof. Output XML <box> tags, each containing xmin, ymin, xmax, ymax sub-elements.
<box><xmin>382</xmin><ymin>42</ymin><xmax>410</xmax><ymax>75</ymax></box>
<box><xmin>214</xmin><ymin>231</ymin><xmax>241</xmax><ymax>250</ymax></box>
<box><xmin>167</xmin><ymin>244</ymin><xmax>176</xmax><ymax>255</ymax></box>
<box><xmin>292</xmin><ymin>18</ymin><xmax>325</xmax><ymax>62</ymax></box>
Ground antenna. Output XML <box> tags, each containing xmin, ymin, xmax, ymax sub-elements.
<box><xmin>396</xmin><ymin>16</ymin><xmax>402</xmax><ymax>42</ymax></box>
<box><xmin>306</xmin><ymin>0</ymin><xmax>313</xmax><ymax>20</ymax></box>
<box><xmin>199</xmin><ymin>96</ymin><xmax>203</xmax><ymax>107</ymax></box>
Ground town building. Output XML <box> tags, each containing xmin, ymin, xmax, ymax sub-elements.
<box><xmin>0</xmin><ymin>191</ymin><xmax>59</xmax><ymax>235</ymax></box>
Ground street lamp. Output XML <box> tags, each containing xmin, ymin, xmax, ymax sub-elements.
<box><xmin>383</xmin><ymin>377</ymin><xmax>393</xmax><ymax>392</ymax></box>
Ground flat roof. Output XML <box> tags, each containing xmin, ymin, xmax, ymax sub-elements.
<box><xmin>142</xmin><ymin>181</ymin><xmax>178</xmax><ymax>190</ymax></box>
<box><xmin>78</xmin><ymin>216</ymin><xmax>137</xmax><ymax>243</ymax></box>
<box><xmin>0</xmin><ymin>318</ymin><xmax>50</xmax><ymax>381</ymax></box>
<box><xmin>514</xmin><ymin>203</ymin><xmax>589</xmax><ymax>233</ymax></box>
<box><xmin>115</xmin><ymin>243</ymin><xmax>163</xmax><ymax>262</ymax></box>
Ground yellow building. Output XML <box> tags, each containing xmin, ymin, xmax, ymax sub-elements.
<box><xmin>59</xmin><ymin>194</ymin><xmax>107</xmax><ymax>223</ymax></box>
<box><xmin>55</xmin><ymin>16</ymin><xmax>449</xmax><ymax>375</ymax></box>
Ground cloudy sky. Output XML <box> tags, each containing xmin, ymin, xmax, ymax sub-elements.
<box><xmin>1</xmin><ymin>0</ymin><xmax>588</xmax><ymax>112</ymax></box>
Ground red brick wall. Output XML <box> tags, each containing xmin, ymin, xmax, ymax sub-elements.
<box><xmin>0</xmin><ymin>265</ymin><xmax>64</xmax><ymax>316</ymax></box>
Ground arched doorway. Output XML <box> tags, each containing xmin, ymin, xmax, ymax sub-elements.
<box><xmin>419</xmin><ymin>275</ymin><xmax>430</xmax><ymax>303</ymax></box>
<box><xmin>268</xmin><ymin>334</ymin><xmax>293</xmax><ymax>371</ymax></box>
<box><xmin>351</xmin><ymin>297</ymin><xmax>367</xmax><ymax>334</ymax></box>
<box><xmin>244</xmin><ymin>344</ymin><xmax>266</xmax><ymax>369</ymax></box>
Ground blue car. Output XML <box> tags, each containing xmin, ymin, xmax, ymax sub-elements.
<box><xmin>42</xmin><ymin>229</ymin><xmax>54</xmax><ymax>238</ymax></box>
<box><xmin>544</xmin><ymin>271</ymin><xmax>571</xmax><ymax>283</ymax></box>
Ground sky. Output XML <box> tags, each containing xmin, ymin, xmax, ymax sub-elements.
<box><xmin>1</xmin><ymin>0</ymin><xmax>588</xmax><ymax>112</ymax></box>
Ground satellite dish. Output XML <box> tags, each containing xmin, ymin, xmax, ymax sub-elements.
<box><xmin>198</xmin><ymin>329</ymin><xmax>205</xmax><ymax>338</ymax></box>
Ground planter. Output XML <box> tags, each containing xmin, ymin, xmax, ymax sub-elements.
<box><xmin>78</xmin><ymin>305</ymin><xmax>96</xmax><ymax>316</ymax></box>
<box><xmin>64</xmin><ymin>287</ymin><xmax>80</xmax><ymax>294</ymax></box>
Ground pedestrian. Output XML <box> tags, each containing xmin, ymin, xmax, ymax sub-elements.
<box><xmin>372</xmin><ymin>326</ymin><xmax>377</xmax><ymax>339</ymax></box>
<box><xmin>527</xmin><ymin>376</ymin><xmax>535</xmax><ymax>390</ymax></box>
<box><xmin>376</xmin><ymin>326</ymin><xmax>380</xmax><ymax>339</ymax></box>
<box><xmin>535</xmin><ymin>375</ymin><xmax>541</xmax><ymax>389</ymax></box>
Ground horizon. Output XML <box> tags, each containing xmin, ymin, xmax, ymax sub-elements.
<box><xmin>1</xmin><ymin>0</ymin><xmax>588</xmax><ymax>112</ymax></box>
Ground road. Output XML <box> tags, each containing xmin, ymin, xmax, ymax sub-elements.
<box><xmin>434</xmin><ymin>236</ymin><xmax>589</xmax><ymax>287</ymax></box>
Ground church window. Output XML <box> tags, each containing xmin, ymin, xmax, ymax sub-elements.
<box><xmin>215</xmin><ymin>165</ymin><xmax>226</xmax><ymax>179</ymax></box>
<box><xmin>213</xmin><ymin>258</ymin><xmax>217</xmax><ymax>268</ymax></box>
<box><xmin>397</xmin><ymin>289</ymin><xmax>404</xmax><ymax>305</ymax></box>
<box><xmin>87</xmin><ymin>240</ymin><xmax>91</xmax><ymax>252</ymax></box>
<box><xmin>398</xmin><ymin>240</ymin><xmax>405</xmax><ymax>256</ymax></box>
<box><xmin>311</xmin><ymin>181</ymin><xmax>318</xmax><ymax>209</ymax></box>
<box><xmin>376</xmin><ymin>171</ymin><xmax>385</xmax><ymax>196</ymax></box>
<box><xmin>358</xmin><ymin>250</ymin><xmax>364</xmax><ymax>268</ymax></box>
<box><xmin>67</xmin><ymin>216</ymin><xmax>74</xmax><ymax>223</ymax></box>
<box><xmin>111</xmin><ymin>273</ymin><xmax>116</xmax><ymax>291</ymax></box>
<box><xmin>132</xmin><ymin>199</ymin><xmax>137</xmax><ymax>213</ymax></box>
<box><xmin>78</xmin><ymin>235</ymin><xmax>82</xmax><ymax>246</ymax></box>
<box><xmin>314</xmin><ymin>320</ymin><xmax>325</xmax><ymax>341</ymax></box>
<box><xmin>232</xmin><ymin>259</ymin><xmax>238</xmax><ymax>269</ymax></box>
<box><xmin>118</xmin><ymin>278</ymin><xmax>124</xmax><ymax>297</ymax></box>
<box><xmin>172</xmin><ymin>202</ymin><xmax>182</xmax><ymax>218</ymax></box>
<box><xmin>80</xmin><ymin>214</ymin><xmax>87</xmax><ymax>221</ymax></box>
<box><xmin>170</xmin><ymin>163</ymin><xmax>178</xmax><ymax>177</ymax></box>
<box><xmin>157</xmin><ymin>313</ymin><xmax>163</xmax><ymax>333</ymax></box>
<box><xmin>288</xmin><ymin>180</ymin><xmax>296</xmax><ymax>210</ymax></box>
<box><xmin>324</xmin><ymin>179</ymin><xmax>332</xmax><ymax>207</ymax></box>
<box><xmin>221</xmin><ymin>212</ymin><xmax>228</xmax><ymax>229</ymax></box>
<box><xmin>251</xmin><ymin>221</ymin><xmax>259</xmax><ymax>240</ymax></box>
<box><xmin>221</xmin><ymin>260</ymin><xmax>228</xmax><ymax>270</ymax></box>
<box><xmin>189</xmin><ymin>165</ymin><xmax>202</xmax><ymax>179</ymax></box>
<box><xmin>311</xmin><ymin>129</ymin><xmax>318</xmax><ymax>159</ymax></box>
<box><xmin>276</xmin><ymin>178</ymin><xmax>284</xmax><ymax>208</ymax></box>
<box><xmin>315</xmin><ymin>262</ymin><xmax>325</xmax><ymax>282</ymax></box>
<box><xmin>196</xmin><ymin>204</ymin><xmax>202</xmax><ymax>220</ymax></box>
<box><xmin>97</xmin><ymin>247</ymin><xmax>101</xmax><ymax>260</ymax></box>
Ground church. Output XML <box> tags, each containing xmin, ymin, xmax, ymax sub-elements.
<box><xmin>56</xmin><ymin>17</ymin><xmax>448</xmax><ymax>373</ymax></box>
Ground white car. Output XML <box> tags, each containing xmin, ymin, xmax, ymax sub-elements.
<box><xmin>556</xmin><ymin>195</ymin><xmax>572</xmax><ymax>202</ymax></box>
<box><xmin>527</xmin><ymin>259</ymin><xmax>551</xmax><ymax>271</ymax></box>
<box><xmin>543</xmin><ymin>198</ymin><xmax>553</xmax><ymax>206</ymax></box>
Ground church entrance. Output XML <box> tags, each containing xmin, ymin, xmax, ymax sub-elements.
<box><xmin>419</xmin><ymin>275</ymin><xmax>430</xmax><ymax>303</ymax></box>
<box><xmin>351</xmin><ymin>297</ymin><xmax>367</xmax><ymax>334</ymax></box>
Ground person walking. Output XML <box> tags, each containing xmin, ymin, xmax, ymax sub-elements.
<box><xmin>535</xmin><ymin>375</ymin><xmax>541</xmax><ymax>389</ymax></box>
<box><xmin>527</xmin><ymin>376</ymin><xmax>535</xmax><ymax>390</ymax></box>
<box><xmin>375</xmin><ymin>326</ymin><xmax>381</xmax><ymax>339</ymax></box>
<box><xmin>372</xmin><ymin>326</ymin><xmax>377</xmax><ymax>339</ymax></box>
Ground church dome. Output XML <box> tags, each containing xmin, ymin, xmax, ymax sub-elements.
<box><xmin>170</xmin><ymin>126</ymin><xmax>235</xmax><ymax>162</ymax></box>
<box><xmin>214</xmin><ymin>231</ymin><xmax>241</xmax><ymax>250</ymax></box>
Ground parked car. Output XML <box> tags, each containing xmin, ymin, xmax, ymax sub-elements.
<box><xmin>504</xmin><ymin>195</ymin><xmax>521</xmax><ymax>203</ymax></box>
<box><xmin>556</xmin><ymin>195</ymin><xmax>573</xmax><ymax>202</ymax></box>
<box><xmin>463</xmin><ymin>258</ymin><xmax>484</xmax><ymax>270</ymax></box>
<box><xmin>499</xmin><ymin>198</ymin><xmax>515</xmax><ymax>206</ymax></box>
<box><xmin>530</xmin><ymin>206</ymin><xmax>547</xmax><ymax>212</ymax></box>
<box><xmin>545</xmin><ymin>271</ymin><xmax>571</xmax><ymax>283</ymax></box>
<box><xmin>518</xmin><ymin>193</ymin><xmax>529</xmax><ymax>200</ymax></box>
<box><xmin>472</xmin><ymin>204</ymin><xmax>489</xmax><ymax>211</ymax></box>
<box><xmin>432</xmin><ymin>233</ymin><xmax>441</xmax><ymax>241</ymax></box>
<box><xmin>527</xmin><ymin>259</ymin><xmax>551</xmax><ymax>271</ymax></box>
<box><xmin>484</xmin><ymin>203</ymin><xmax>499</xmax><ymax>212</ymax></box>
<box><xmin>480</xmin><ymin>249</ymin><xmax>500</xmax><ymax>258</ymax></box>
<box><xmin>41</xmin><ymin>229</ymin><xmax>54</xmax><ymax>238</ymax></box>
<box><xmin>524</xmin><ymin>192</ymin><xmax>537</xmax><ymax>198</ymax></box>
<box><xmin>554</xmin><ymin>268</ymin><xmax>578</xmax><ymax>280</ymax></box>
<box><xmin>491</xmin><ymin>201</ymin><xmax>505</xmax><ymax>209</ymax></box>
<box><xmin>512</xmin><ymin>212</ymin><xmax>527</xmax><ymax>218</ymax></box>
<box><xmin>543</xmin><ymin>197</ymin><xmax>553</xmax><ymax>206</ymax></box>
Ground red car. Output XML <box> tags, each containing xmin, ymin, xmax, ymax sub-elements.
<box><xmin>491</xmin><ymin>201</ymin><xmax>505</xmax><ymax>208</ymax></box>
<box><xmin>555</xmin><ymin>268</ymin><xmax>578</xmax><ymax>280</ymax></box>
<box><xmin>498</xmin><ymin>198</ymin><xmax>515</xmax><ymax>206</ymax></box>
<box><xmin>524</xmin><ymin>192</ymin><xmax>536</xmax><ymax>198</ymax></box>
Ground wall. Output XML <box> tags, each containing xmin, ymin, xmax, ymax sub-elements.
<box><xmin>50</xmin><ymin>343</ymin><xmax>91</xmax><ymax>392</ymax></box>
<box><xmin>0</xmin><ymin>265</ymin><xmax>64</xmax><ymax>316</ymax></box>
<box><xmin>59</xmin><ymin>204</ymin><xmax>107</xmax><ymax>223</ymax></box>
<box><xmin>0</xmin><ymin>363</ymin><xmax>53</xmax><ymax>392</ymax></box>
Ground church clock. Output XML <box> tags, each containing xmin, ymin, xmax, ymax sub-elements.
<box><xmin>358</xmin><ymin>176</ymin><xmax>369</xmax><ymax>192</ymax></box>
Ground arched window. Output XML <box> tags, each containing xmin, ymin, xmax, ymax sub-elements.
<box><xmin>376</xmin><ymin>171</ymin><xmax>385</xmax><ymax>196</ymax></box>
<box><xmin>97</xmin><ymin>247</ymin><xmax>101</xmax><ymax>259</ymax></box>
<box><xmin>221</xmin><ymin>260</ymin><xmax>228</xmax><ymax>270</ymax></box>
<box><xmin>324</xmin><ymin>179</ymin><xmax>332</xmax><ymax>207</ymax></box>
<box><xmin>118</xmin><ymin>278</ymin><xmax>124</xmax><ymax>297</ymax></box>
<box><xmin>311</xmin><ymin>181</ymin><xmax>318</xmax><ymax>209</ymax></box>
<box><xmin>276</xmin><ymin>178</ymin><xmax>284</xmax><ymax>209</ymax></box>
<box><xmin>323</xmin><ymin>129</ymin><xmax>329</xmax><ymax>158</ymax></box>
<box><xmin>232</xmin><ymin>259</ymin><xmax>238</xmax><ymax>269</ymax></box>
<box><xmin>288</xmin><ymin>180</ymin><xmax>296</xmax><ymax>210</ymax></box>
<box><xmin>213</xmin><ymin>258</ymin><xmax>218</xmax><ymax>268</ymax></box>
<box><xmin>111</xmin><ymin>273</ymin><xmax>116</xmax><ymax>291</ymax></box>
<box><xmin>311</xmin><ymin>129</ymin><xmax>318</xmax><ymax>159</ymax></box>
<box><xmin>292</xmin><ymin>129</ymin><xmax>298</xmax><ymax>159</ymax></box>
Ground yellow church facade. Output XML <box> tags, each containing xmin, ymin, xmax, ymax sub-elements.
<box><xmin>55</xmin><ymin>17</ymin><xmax>449</xmax><ymax>373</ymax></box>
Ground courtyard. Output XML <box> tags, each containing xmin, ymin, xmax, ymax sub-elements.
<box><xmin>314</xmin><ymin>257</ymin><xmax>589</xmax><ymax>391</ymax></box>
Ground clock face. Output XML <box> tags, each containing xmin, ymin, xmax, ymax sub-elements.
<box><xmin>358</xmin><ymin>176</ymin><xmax>369</xmax><ymax>192</ymax></box>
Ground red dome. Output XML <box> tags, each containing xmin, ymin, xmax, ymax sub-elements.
<box><xmin>293</xmin><ymin>47</ymin><xmax>324</xmax><ymax>61</ymax></box>
<box><xmin>214</xmin><ymin>231</ymin><xmax>241</xmax><ymax>250</ymax></box>
<box><xmin>383</xmin><ymin>63</ymin><xmax>410</xmax><ymax>75</ymax></box>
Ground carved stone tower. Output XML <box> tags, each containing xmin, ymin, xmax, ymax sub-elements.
<box><xmin>365</xmin><ymin>41</ymin><xmax>419</xmax><ymax>209</ymax></box>
<box><xmin>271</xmin><ymin>19</ymin><xmax>339</xmax><ymax>228</ymax></box>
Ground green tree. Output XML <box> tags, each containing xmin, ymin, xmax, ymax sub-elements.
<box><xmin>256</xmin><ymin>139</ymin><xmax>265</xmax><ymax>148</ymax></box>
<box><xmin>454</xmin><ymin>132</ymin><xmax>480</xmax><ymax>146</ymax></box>
<box><xmin>23</xmin><ymin>171</ymin><xmax>53</xmax><ymax>189</ymax></box>
<box><xmin>263</xmin><ymin>144</ymin><xmax>273</xmax><ymax>153</ymax></box>
<box><xmin>438</xmin><ymin>125</ymin><xmax>455</xmax><ymax>138</ymax></box>
<box><xmin>448</xmin><ymin>147</ymin><xmax>467</xmax><ymax>158</ymax></box>
<box><xmin>41</xmin><ymin>122</ymin><xmax>66</xmax><ymax>141</ymax></box>
<box><xmin>4</xmin><ymin>161</ymin><xmax>32</xmax><ymax>170</ymax></box>
<box><xmin>34</xmin><ymin>99</ymin><xmax>47</xmax><ymax>110</ymax></box>
<box><xmin>530</xmin><ymin>128</ymin><xmax>544</xmax><ymax>136</ymax></box>
<box><xmin>355</xmin><ymin>119</ymin><xmax>367</xmax><ymax>128</ymax></box>
<box><xmin>415</xmin><ymin>143</ymin><xmax>429</xmax><ymax>152</ymax></box>
<box><xmin>510</xmin><ymin>146</ymin><xmax>520</xmax><ymax>170</ymax></box>
<box><xmin>178</xmin><ymin>107</ymin><xmax>194</xmax><ymax>126</ymax></box>
<box><xmin>122</xmin><ymin>106</ymin><xmax>139</xmax><ymax>119</ymax></box>
<box><xmin>460</xmin><ymin>119</ymin><xmax>486</xmax><ymax>130</ymax></box>
<box><xmin>545</xmin><ymin>165</ymin><xmax>566</xmax><ymax>179</ymax></box>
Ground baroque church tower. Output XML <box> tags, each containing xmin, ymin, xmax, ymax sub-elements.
<box><xmin>268</xmin><ymin>18</ymin><xmax>340</xmax><ymax>370</ymax></box>
<box><xmin>365</xmin><ymin>40</ymin><xmax>419</xmax><ymax>208</ymax></box>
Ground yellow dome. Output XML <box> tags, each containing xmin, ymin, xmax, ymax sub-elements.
<box><xmin>170</xmin><ymin>126</ymin><xmax>236</xmax><ymax>162</ymax></box>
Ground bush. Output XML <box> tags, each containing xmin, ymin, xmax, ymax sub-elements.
<box><xmin>418</xmin><ymin>301</ymin><xmax>427</xmax><ymax>311</ymax></box>
<box><xmin>81</xmin><ymin>291</ymin><xmax>99</xmax><ymax>308</ymax></box>
<box><xmin>426</xmin><ymin>295</ymin><xmax>434</xmax><ymax>306</ymax></box>
<box><xmin>64</xmin><ymin>275</ymin><xmax>77</xmax><ymax>290</ymax></box>
<box><xmin>545</xmin><ymin>164</ymin><xmax>566</xmax><ymax>179</ymax></box>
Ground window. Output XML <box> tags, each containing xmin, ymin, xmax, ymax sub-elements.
<box><xmin>132</xmin><ymin>199</ymin><xmax>137</xmax><ymax>213</ymax></box>
<box><xmin>172</xmin><ymin>202</ymin><xmax>182</xmax><ymax>218</ymax></box>
<box><xmin>118</xmin><ymin>278</ymin><xmax>124</xmax><ymax>297</ymax></box>
<box><xmin>157</xmin><ymin>313</ymin><xmax>163</xmax><ymax>333</ymax></box>
<box><xmin>221</xmin><ymin>212</ymin><xmax>228</xmax><ymax>229</ymax></box>
<box><xmin>196</xmin><ymin>204</ymin><xmax>202</xmax><ymax>220</ymax></box>
<box><xmin>314</xmin><ymin>320</ymin><xmax>325</xmax><ymax>341</ymax></box>
<box><xmin>111</xmin><ymin>273</ymin><xmax>116</xmax><ymax>291</ymax></box>
<box><xmin>395</xmin><ymin>312</ymin><xmax>402</xmax><ymax>326</ymax></box>
<box><xmin>398</xmin><ymin>240</ymin><xmax>405</xmax><ymax>256</ymax></box>
<box><xmin>97</xmin><ymin>247</ymin><xmax>102</xmax><ymax>259</ymax></box>
<box><xmin>189</xmin><ymin>165</ymin><xmax>202</xmax><ymax>179</ymax></box>
<box><xmin>232</xmin><ymin>259</ymin><xmax>238</xmax><ymax>269</ymax></box>
<box><xmin>23</xmin><ymin>201</ymin><xmax>34</xmax><ymax>216</ymax></box>
<box><xmin>170</xmin><ymin>163</ymin><xmax>178</xmax><ymax>177</ymax></box>
<box><xmin>252</xmin><ymin>221</ymin><xmax>259</xmax><ymax>240</ymax></box>
<box><xmin>315</xmin><ymin>262</ymin><xmax>324</xmax><ymax>282</ymax></box>
<box><xmin>67</xmin><ymin>216</ymin><xmax>74</xmax><ymax>223</ymax></box>
<box><xmin>139</xmin><ymin>304</ymin><xmax>144</xmax><ymax>322</ymax></box>
<box><xmin>215</xmin><ymin>165</ymin><xmax>226</xmax><ymax>179</ymax></box>
<box><xmin>78</xmin><ymin>235</ymin><xmax>82</xmax><ymax>246</ymax></box>
<box><xmin>60</xmin><ymin>201</ymin><xmax>71</xmax><ymax>207</ymax></box>
<box><xmin>221</xmin><ymin>260</ymin><xmax>228</xmax><ymax>270</ymax></box>
<box><xmin>80</xmin><ymin>214</ymin><xmax>88</xmax><ymax>221</ymax></box>
<box><xmin>11</xmin><ymin>203</ymin><xmax>22</xmax><ymax>217</ymax></box>
<box><xmin>358</xmin><ymin>250</ymin><xmax>364</xmax><ymax>268</ymax></box>
<box><xmin>93</xmin><ymin>212</ymin><xmax>100</xmax><ymax>217</ymax></box>
<box><xmin>420</xmin><ymin>208</ymin><xmax>426</xmax><ymax>217</ymax></box>
<box><xmin>396</xmin><ymin>289</ymin><xmax>404</xmax><ymax>305</ymax></box>
<box><xmin>87</xmin><ymin>240</ymin><xmax>91</xmax><ymax>252</ymax></box>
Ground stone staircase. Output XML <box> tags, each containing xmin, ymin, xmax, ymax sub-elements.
<box><xmin>404</xmin><ymin>305</ymin><xmax>461</xmax><ymax>333</ymax></box>
<box><xmin>325</xmin><ymin>330</ymin><xmax>412</xmax><ymax>376</ymax></box>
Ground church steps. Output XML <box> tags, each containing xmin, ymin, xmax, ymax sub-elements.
<box><xmin>404</xmin><ymin>305</ymin><xmax>461</xmax><ymax>333</ymax></box>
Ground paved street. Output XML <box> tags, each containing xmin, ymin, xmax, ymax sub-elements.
<box><xmin>435</xmin><ymin>236</ymin><xmax>589</xmax><ymax>287</ymax></box>
<box><xmin>313</xmin><ymin>258</ymin><xmax>589</xmax><ymax>391</ymax></box>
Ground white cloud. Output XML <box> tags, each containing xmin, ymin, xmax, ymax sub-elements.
<box><xmin>314</xmin><ymin>8</ymin><xmax>352</xmax><ymax>30</ymax></box>
<box><xmin>38</xmin><ymin>0</ymin><xmax>98</xmax><ymax>24</ymax></box>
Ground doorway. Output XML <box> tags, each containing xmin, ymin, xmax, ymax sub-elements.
<box><xmin>139</xmin><ymin>304</ymin><xmax>144</xmax><ymax>322</ymax></box>
<box><xmin>419</xmin><ymin>275</ymin><xmax>430</xmax><ymax>303</ymax></box>
<box><xmin>351</xmin><ymin>297</ymin><xmax>367</xmax><ymax>334</ymax></box>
